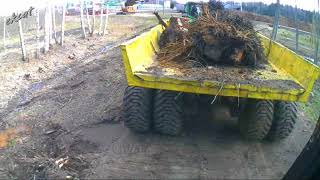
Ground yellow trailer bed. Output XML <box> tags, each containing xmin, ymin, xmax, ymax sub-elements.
<box><xmin>120</xmin><ymin>24</ymin><xmax>319</xmax><ymax>103</ymax></box>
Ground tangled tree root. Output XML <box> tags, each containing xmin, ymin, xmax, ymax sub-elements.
<box><xmin>155</xmin><ymin>3</ymin><xmax>266</xmax><ymax>67</ymax></box>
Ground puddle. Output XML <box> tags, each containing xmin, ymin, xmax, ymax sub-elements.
<box><xmin>28</xmin><ymin>82</ymin><xmax>45</xmax><ymax>92</ymax></box>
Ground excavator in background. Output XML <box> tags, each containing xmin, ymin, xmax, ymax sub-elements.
<box><xmin>183</xmin><ymin>2</ymin><xmax>202</xmax><ymax>19</ymax></box>
<box><xmin>120</xmin><ymin>0</ymin><xmax>138</xmax><ymax>14</ymax></box>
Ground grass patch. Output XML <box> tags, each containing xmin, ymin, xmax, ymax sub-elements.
<box><xmin>274</xmin><ymin>27</ymin><xmax>320</xmax><ymax>59</ymax></box>
<box><xmin>65</xmin><ymin>21</ymin><xmax>81</xmax><ymax>31</ymax></box>
<box><xmin>299</xmin><ymin>80</ymin><xmax>320</xmax><ymax>122</ymax></box>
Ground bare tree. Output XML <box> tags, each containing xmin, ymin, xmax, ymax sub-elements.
<box><xmin>61</xmin><ymin>2</ymin><xmax>66</xmax><ymax>46</ymax></box>
<box><xmin>80</xmin><ymin>0</ymin><xmax>87</xmax><ymax>38</ymax></box>
<box><xmin>52</xmin><ymin>5</ymin><xmax>57</xmax><ymax>43</ymax></box>
<box><xmin>99</xmin><ymin>3</ymin><xmax>103</xmax><ymax>35</ymax></box>
<box><xmin>103</xmin><ymin>4</ymin><xmax>109</xmax><ymax>36</ymax></box>
<box><xmin>3</xmin><ymin>17</ymin><xmax>6</xmax><ymax>51</ymax></box>
<box><xmin>91</xmin><ymin>1</ymin><xmax>96</xmax><ymax>36</ymax></box>
<box><xmin>44</xmin><ymin>6</ymin><xmax>50</xmax><ymax>52</ymax></box>
<box><xmin>162</xmin><ymin>0</ymin><xmax>165</xmax><ymax>15</ymax></box>
<box><xmin>36</xmin><ymin>9</ymin><xmax>40</xmax><ymax>58</ymax></box>
<box><xmin>85</xmin><ymin>1</ymin><xmax>92</xmax><ymax>34</ymax></box>
<box><xmin>18</xmin><ymin>20</ymin><xmax>27</xmax><ymax>61</ymax></box>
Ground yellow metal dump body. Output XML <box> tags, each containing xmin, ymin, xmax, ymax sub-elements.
<box><xmin>120</xmin><ymin>25</ymin><xmax>320</xmax><ymax>102</ymax></box>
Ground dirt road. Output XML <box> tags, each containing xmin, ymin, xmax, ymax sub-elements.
<box><xmin>0</xmin><ymin>15</ymin><xmax>316</xmax><ymax>179</ymax></box>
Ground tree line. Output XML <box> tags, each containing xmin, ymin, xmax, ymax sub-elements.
<box><xmin>242</xmin><ymin>2</ymin><xmax>313</xmax><ymax>23</ymax></box>
<box><xmin>243</xmin><ymin>1</ymin><xmax>319</xmax><ymax>65</ymax></box>
<box><xmin>2</xmin><ymin>0</ymin><xmax>110</xmax><ymax>61</ymax></box>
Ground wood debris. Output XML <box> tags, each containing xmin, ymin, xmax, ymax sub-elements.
<box><xmin>156</xmin><ymin>3</ymin><xmax>266</xmax><ymax>67</ymax></box>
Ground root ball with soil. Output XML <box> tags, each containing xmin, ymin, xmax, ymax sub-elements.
<box><xmin>156</xmin><ymin>3</ymin><xmax>266</xmax><ymax>68</ymax></box>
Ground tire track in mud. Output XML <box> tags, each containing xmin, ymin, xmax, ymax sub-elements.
<box><xmin>109</xmin><ymin>133</ymin><xmax>152</xmax><ymax>155</ymax></box>
<box><xmin>244</xmin><ymin>143</ymin><xmax>273</xmax><ymax>179</ymax></box>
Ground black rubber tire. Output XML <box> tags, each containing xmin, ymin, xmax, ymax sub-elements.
<box><xmin>239</xmin><ymin>99</ymin><xmax>274</xmax><ymax>141</ymax></box>
<box><xmin>153</xmin><ymin>90</ymin><xmax>183</xmax><ymax>136</ymax></box>
<box><xmin>122</xmin><ymin>86</ymin><xmax>153</xmax><ymax>132</ymax></box>
<box><xmin>267</xmin><ymin>101</ymin><xmax>298</xmax><ymax>141</ymax></box>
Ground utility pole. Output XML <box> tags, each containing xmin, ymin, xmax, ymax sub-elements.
<box><xmin>271</xmin><ymin>0</ymin><xmax>280</xmax><ymax>40</ymax></box>
<box><xmin>295</xmin><ymin>2</ymin><xmax>299</xmax><ymax>52</ymax></box>
<box><xmin>163</xmin><ymin>0</ymin><xmax>165</xmax><ymax>15</ymax></box>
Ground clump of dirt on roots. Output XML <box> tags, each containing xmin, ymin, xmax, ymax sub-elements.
<box><xmin>156</xmin><ymin>2</ymin><xmax>266</xmax><ymax>68</ymax></box>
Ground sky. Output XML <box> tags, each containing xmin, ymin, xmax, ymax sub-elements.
<box><xmin>0</xmin><ymin>0</ymin><xmax>318</xmax><ymax>16</ymax></box>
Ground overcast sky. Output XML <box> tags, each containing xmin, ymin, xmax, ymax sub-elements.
<box><xmin>0</xmin><ymin>0</ymin><xmax>318</xmax><ymax>16</ymax></box>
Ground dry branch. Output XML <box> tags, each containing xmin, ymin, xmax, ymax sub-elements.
<box><xmin>154</xmin><ymin>11</ymin><xmax>167</xmax><ymax>28</ymax></box>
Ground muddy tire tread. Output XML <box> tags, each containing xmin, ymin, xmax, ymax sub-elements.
<box><xmin>240</xmin><ymin>100</ymin><xmax>274</xmax><ymax>141</ymax></box>
<box><xmin>153</xmin><ymin>90</ymin><xmax>183</xmax><ymax>136</ymax></box>
<box><xmin>267</xmin><ymin>101</ymin><xmax>298</xmax><ymax>141</ymax></box>
<box><xmin>122</xmin><ymin>86</ymin><xmax>153</xmax><ymax>132</ymax></box>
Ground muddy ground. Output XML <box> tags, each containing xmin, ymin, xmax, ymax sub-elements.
<box><xmin>0</xmin><ymin>14</ymin><xmax>316</xmax><ymax>179</ymax></box>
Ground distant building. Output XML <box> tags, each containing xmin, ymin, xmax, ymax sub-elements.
<box><xmin>223</xmin><ymin>1</ymin><xmax>241</xmax><ymax>10</ymax></box>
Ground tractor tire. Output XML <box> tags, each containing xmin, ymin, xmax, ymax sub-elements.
<box><xmin>267</xmin><ymin>101</ymin><xmax>298</xmax><ymax>141</ymax></box>
<box><xmin>153</xmin><ymin>90</ymin><xmax>183</xmax><ymax>136</ymax></box>
<box><xmin>122</xmin><ymin>86</ymin><xmax>153</xmax><ymax>133</ymax></box>
<box><xmin>239</xmin><ymin>100</ymin><xmax>274</xmax><ymax>141</ymax></box>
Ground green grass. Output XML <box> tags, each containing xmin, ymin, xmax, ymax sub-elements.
<box><xmin>299</xmin><ymin>81</ymin><xmax>320</xmax><ymax>122</ymax></box>
<box><xmin>8</xmin><ymin>138</ymin><xmax>17</xmax><ymax>147</ymax></box>
<box><xmin>65</xmin><ymin>21</ymin><xmax>82</xmax><ymax>31</ymax></box>
<box><xmin>276</xmin><ymin>28</ymin><xmax>317</xmax><ymax>58</ymax></box>
<box><xmin>299</xmin><ymin>34</ymin><xmax>312</xmax><ymax>47</ymax></box>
